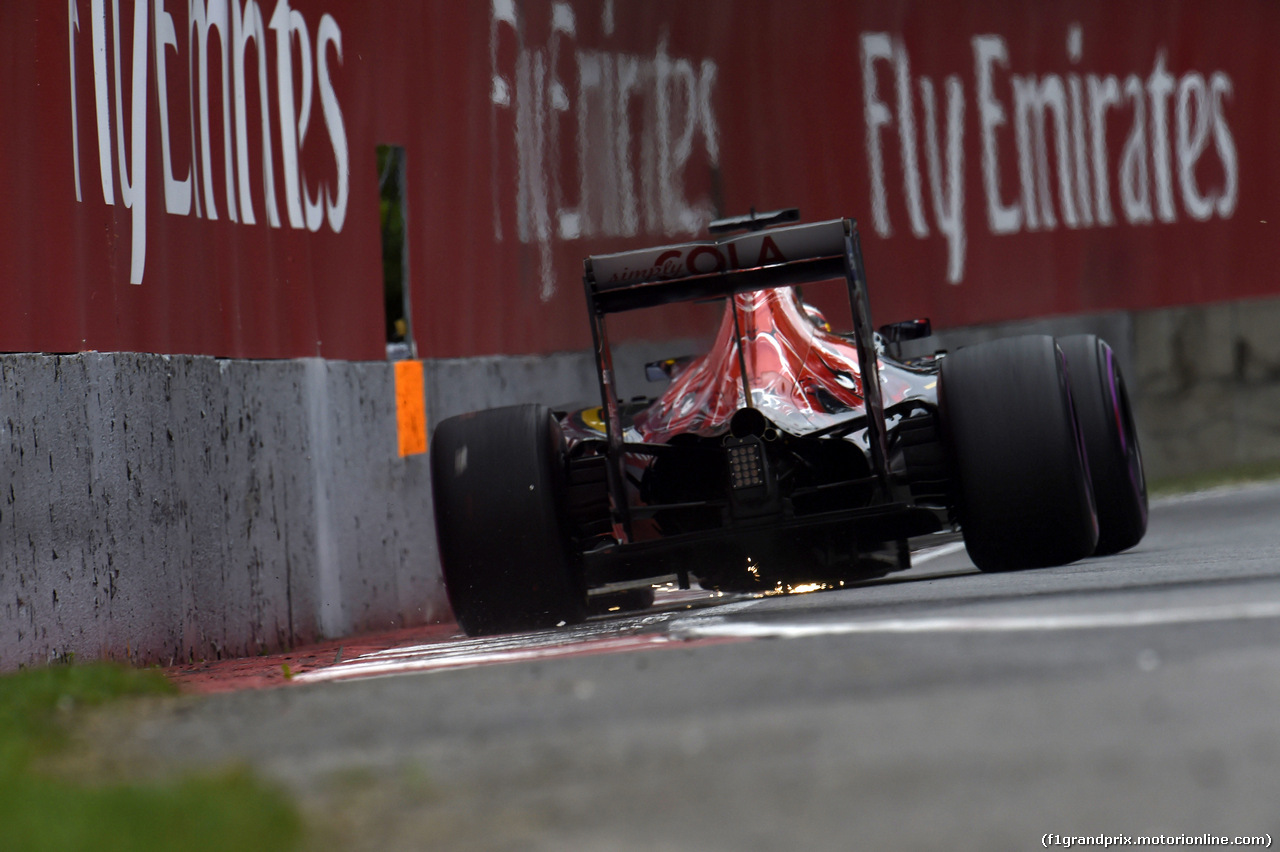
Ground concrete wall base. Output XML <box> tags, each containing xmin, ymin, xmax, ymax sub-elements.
<box><xmin>1</xmin><ymin>353</ymin><xmax>444</xmax><ymax>669</ymax></box>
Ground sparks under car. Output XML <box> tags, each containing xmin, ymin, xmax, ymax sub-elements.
<box><xmin>431</xmin><ymin>209</ymin><xmax>1147</xmax><ymax>636</ymax></box>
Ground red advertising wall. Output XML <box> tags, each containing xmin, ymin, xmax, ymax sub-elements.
<box><xmin>2</xmin><ymin>1</ymin><xmax>1275</xmax><ymax>360</ymax></box>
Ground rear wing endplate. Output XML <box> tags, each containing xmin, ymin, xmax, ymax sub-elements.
<box><xmin>583</xmin><ymin>218</ymin><xmax>852</xmax><ymax>314</ymax></box>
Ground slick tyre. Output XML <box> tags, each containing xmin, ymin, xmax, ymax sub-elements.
<box><xmin>1058</xmin><ymin>334</ymin><xmax>1148</xmax><ymax>555</ymax></box>
<box><xmin>430</xmin><ymin>404</ymin><xmax>586</xmax><ymax>636</ymax></box>
<box><xmin>940</xmin><ymin>335</ymin><xmax>1099</xmax><ymax>572</ymax></box>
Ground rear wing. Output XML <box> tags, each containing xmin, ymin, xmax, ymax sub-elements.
<box><xmin>581</xmin><ymin>215</ymin><xmax>895</xmax><ymax>544</ymax></box>
<box><xmin>584</xmin><ymin>218</ymin><xmax>853</xmax><ymax>315</ymax></box>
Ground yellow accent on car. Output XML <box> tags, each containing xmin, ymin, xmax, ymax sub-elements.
<box><xmin>580</xmin><ymin>406</ymin><xmax>607</xmax><ymax>433</ymax></box>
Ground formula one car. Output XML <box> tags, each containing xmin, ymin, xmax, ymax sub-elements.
<box><xmin>431</xmin><ymin>209</ymin><xmax>1147</xmax><ymax>636</ymax></box>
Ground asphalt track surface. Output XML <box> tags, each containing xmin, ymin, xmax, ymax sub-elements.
<box><xmin>144</xmin><ymin>483</ymin><xmax>1280</xmax><ymax>851</ymax></box>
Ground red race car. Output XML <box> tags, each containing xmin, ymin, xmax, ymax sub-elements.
<box><xmin>431</xmin><ymin>210</ymin><xmax>1147</xmax><ymax>636</ymax></box>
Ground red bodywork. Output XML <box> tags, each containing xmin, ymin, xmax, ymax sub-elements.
<box><xmin>629</xmin><ymin>288</ymin><xmax>929</xmax><ymax>443</ymax></box>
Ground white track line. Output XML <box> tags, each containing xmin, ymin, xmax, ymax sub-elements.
<box><xmin>909</xmin><ymin>540</ymin><xmax>968</xmax><ymax>566</ymax></box>
<box><xmin>293</xmin><ymin>634</ymin><xmax>686</xmax><ymax>683</ymax></box>
<box><xmin>673</xmin><ymin>600</ymin><xmax>1280</xmax><ymax>640</ymax></box>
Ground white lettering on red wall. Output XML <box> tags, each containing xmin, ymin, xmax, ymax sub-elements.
<box><xmin>67</xmin><ymin>0</ymin><xmax>349</xmax><ymax>285</ymax></box>
<box><xmin>862</xmin><ymin>24</ymin><xmax>1238</xmax><ymax>285</ymax></box>
<box><xmin>489</xmin><ymin>0</ymin><xmax>721</xmax><ymax>300</ymax></box>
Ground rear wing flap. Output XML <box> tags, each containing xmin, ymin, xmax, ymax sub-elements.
<box><xmin>583</xmin><ymin>218</ymin><xmax>854</xmax><ymax>314</ymax></box>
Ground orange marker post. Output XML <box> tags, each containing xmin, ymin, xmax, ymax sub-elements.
<box><xmin>394</xmin><ymin>360</ymin><xmax>427</xmax><ymax>457</ymax></box>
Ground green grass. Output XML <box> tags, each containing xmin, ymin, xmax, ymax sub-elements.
<box><xmin>1148</xmin><ymin>458</ymin><xmax>1280</xmax><ymax>497</ymax></box>
<box><xmin>0</xmin><ymin>662</ymin><xmax>303</xmax><ymax>852</ymax></box>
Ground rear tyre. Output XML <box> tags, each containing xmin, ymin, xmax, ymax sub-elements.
<box><xmin>430</xmin><ymin>404</ymin><xmax>586</xmax><ymax>635</ymax></box>
<box><xmin>1058</xmin><ymin>334</ymin><xmax>1148</xmax><ymax>555</ymax></box>
<box><xmin>939</xmin><ymin>335</ymin><xmax>1099</xmax><ymax>572</ymax></box>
